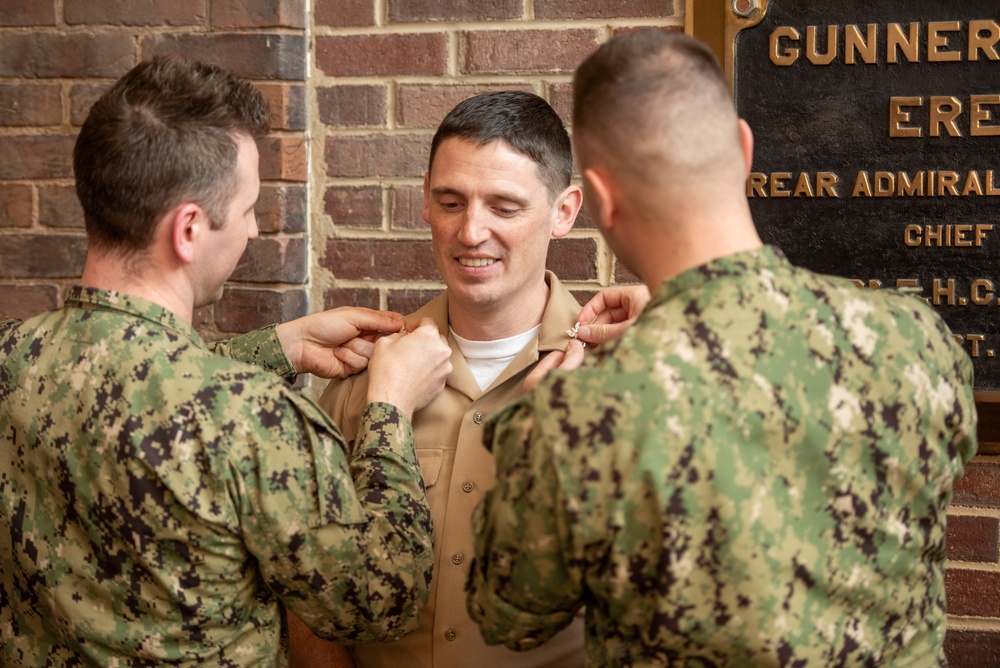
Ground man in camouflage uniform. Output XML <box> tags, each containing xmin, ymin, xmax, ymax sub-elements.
<box><xmin>0</xmin><ymin>57</ymin><xmax>452</xmax><ymax>665</ymax></box>
<box><xmin>467</xmin><ymin>31</ymin><xmax>978</xmax><ymax>666</ymax></box>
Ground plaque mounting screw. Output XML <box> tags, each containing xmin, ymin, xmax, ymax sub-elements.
<box><xmin>733</xmin><ymin>0</ymin><xmax>758</xmax><ymax>18</ymax></box>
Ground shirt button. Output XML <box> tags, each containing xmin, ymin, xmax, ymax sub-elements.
<box><xmin>473</xmin><ymin>412</ymin><xmax>484</xmax><ymax>424</ymax></box>
<box><xmin>462</xmin><ymin>481</ymin><xmax>474</xmax><ymax>493</ymax></box>
<box><xmin>445</xmin><ymin>628</ymin><xmax>457</xmax><ymax>641</ymax></box>
<box><xmin>451</xmin><ymin>552</ymin><xmax>464</xmax><ymax>565</ymax></box>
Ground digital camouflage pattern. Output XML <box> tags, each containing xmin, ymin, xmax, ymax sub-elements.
<box><xmin>0</xmin><ymin>286</ymin><xmax>433</xmax><ymax>666</ymax></box>
<box><xmin>468</xmin><ymin>246</ymin><xmax>977</xmax><ymax>667</ymax></box>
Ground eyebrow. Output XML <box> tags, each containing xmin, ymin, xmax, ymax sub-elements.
<box><xmin>430</xmin><ymin>186</ymin><xmax>530</xmax><ymax>208</ymax></box>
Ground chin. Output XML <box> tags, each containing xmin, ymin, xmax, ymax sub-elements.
<box><xmin>195</xmin><ymin>286</ymin><xmax>226</xmax><ymax>310</ymax></box>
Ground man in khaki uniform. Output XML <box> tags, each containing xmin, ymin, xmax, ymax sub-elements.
<box><xmin>300</xmin><ymin>91</ymin><xmax>589</xmax><ymax>668</ymax></box>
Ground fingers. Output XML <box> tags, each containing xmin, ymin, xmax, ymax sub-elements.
<box><xmin>367</xmin><ymin>317</ymin><xmax>452</xmax><ymax>418</ymax></box>
<box><xmin>341</xmin><ymin>337</ymin><xmax>375</xmax><ymax>359</ymax></box>
<box><xmin>577</xmin><ymin>285</ymin><xmax>651</xmax><ymax>328</ymax></box>
<box><xmin>578</xmin><ymin>322</ymin><xmax>631</xmax><ymax>346</ymax></box>
<box><xmin>333</xmin><ymin>340</ymin><xmax>374</xmax><ymax>376</ymax></box>
<box><xmin>330</xmin><ymin>307</ymin><xmax>406</xmax><ymax>337</ymax></box>
<box><xmin>522</xmin><ymin>340</ymin><xmax>586</xmax><ymax>394</ymax></box>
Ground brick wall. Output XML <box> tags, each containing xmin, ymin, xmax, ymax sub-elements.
<box><xmin>1</xmin><ymin>0</ymin><xmax>998</xmax><ymax>664</ymax></box>
<box><xmin>0</xmin><ymin>0</ymin><xmax>309</xmax><ymax>339</ymax></box>
<box><xmin>310</xmin><ymin>0</ymin><xmax>667</xmax><ymax>315</ymax></box>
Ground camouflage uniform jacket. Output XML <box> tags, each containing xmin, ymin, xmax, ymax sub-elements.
<box><xmin>467</xmin><ymin>246</ymin><xmax>977</xmax><ymax>667</ymax></box>
<box><xmin>0</xmin><ymin>286</ymin><xmax>433</xmax><ymax>666</ymax></box>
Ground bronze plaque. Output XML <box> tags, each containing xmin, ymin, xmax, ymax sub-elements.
<box><xmin>694</xmin><ymin>2</ymin><xmax>1000</xmax><ymax>396</ymax></box>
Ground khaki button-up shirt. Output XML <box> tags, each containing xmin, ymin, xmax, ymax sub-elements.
<box><xmin>318</xmin><ymin>272</ymin><xmax>586</xmax><ymax>668</ymax></box>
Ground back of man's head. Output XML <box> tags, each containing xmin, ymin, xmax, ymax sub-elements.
<box><xmin>74</xmin><ymin>57</ymin><xmax>270</xmax><ymax>255</ymax></box>
<box><xmin>428</xmin><ymin>91</ymin><xmax>573</xmax><ymax>202</ymax></box>
<box><xmin>572</xmin><ymin>30</ymin><xmax>744</xmax><ymax>198</ymax></box>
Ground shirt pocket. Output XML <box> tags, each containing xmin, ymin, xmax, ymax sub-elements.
<box><xmin>415</xmin><ymin>448</ymin><xmax>444</xmax><ymax>489</ymax></box>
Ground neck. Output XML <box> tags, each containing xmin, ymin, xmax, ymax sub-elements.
<box><xmin>447</xmin><ymin>280</ymin><xmax>550</xmax><ymax>341</ymax></box>
<box><xmin>80</xmin><ymin>250</ymin><xmax>195</xmax><ymax>323</ymax></box>
<box><xmin>634</xmin><ymin>199</ymin><xmax>763</xmax><ymax>292</ymax></box>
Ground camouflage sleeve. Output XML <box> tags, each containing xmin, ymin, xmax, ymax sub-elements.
<box><xmin>317</xmin><ymin>373</ymin><xmax>368</xmax><ymax>457</ymax></box>
<box><xmin>210</xmin><ymin>324</ymin><xmax>297</xmax><ymax>381</ymax></box>
<box><xmin>467</xmin><ymin>397</ymin><xmax>584</xmax><ymax>651</ymax></box>
<box><xmin>242</xmin><ymin>394</ymin><xmax>433</xmax><ymax>644</ymax></box>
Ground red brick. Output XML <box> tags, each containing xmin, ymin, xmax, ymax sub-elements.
<box><xmin>615</xmin><ymin>257</ymin><xmax>641</xmax><ymax>284</ymax></box>
<box><xmin>323</xmin><ymin>239</ymin><xmax>438</xmax><ymax>281</ymax></box>
<box><xmin>0</xmin><ymin>233</ymin><xmax>87</xmax><ymax>279</ymax></box>
<box><xmin>944</xmin><ymin>629</ymin><xmax>1000</xmax><ymax>668</ymax></box>
<box><xmin>317</xmin><ymin>86</ymin><xmax>387</xmax><ymax>128</ymax></box>
<box><xmin>611</xmin><ymin>25</ymin><xmax>683</xmax><ymax>38</ymax></box>
<box><xmin>143</xmin><ymin>33</ymin><xmax>306</xmax><ymax>81</ymax></box>
<box><xmin>547</xmin><ymin>81</ymin><xmax>573</xmax><ymax>129</ymax></box>
<box><xmin>314</xmin><ymin>0</ymin><xmax>374</xmax><ymax>27</ymax></box>
<box><xmin>387</xmin><ymin>289</ymin><xmax>443</xmax><ymax>315</ymax></box>
<box><xmin>391</xmin><ymin>186</ymin><xmax>426</xmax><ymax>230</ymax></box>
<box><xmin>0</xmin><ymin>0</ymin><xmax>56</xmax><ymax>26</ymax></box>
<box><xmin>325</xmin><ymin>135</ymin><xmax>429</xmax><ymax>179</ymax></box>
<box><xmin>257</xmin><ymin>84</ymin><xmax>307</xmax><ymax>132</ymax></box>
<box><xmin>65</xmin><ymin>0</ymin><xmax>206</xmax><ymax>26</ymax></box>
<box><xmin>316</xmin><ymin>34</ymin><xmax>448</xmax><ymax>77</ymax></box>
<box><xmin>324</xmin><ymin>186</ymin><xmax>383</xmax><ymax>228</ymax></box>
<box><xmin>0</xmin><ymin>135</ymin><xmax>75</xmax><ymax>180</ymax></box>
<box><xmin>257</xmin><ymin>185</ymin><xmax>306</xmax><ymax>233</ymax></box>
<box><xmin>570</xmin><ymin>289</ymin><xmax>599</xmax><ymax>309</ymax></box>
<box><xmin>211</xmin><ymin>0</ymin><xmax>305</xmax><ymax>29</ymax></box>
<box><xmin>464</xmin><ymin>29</ymin><xmax>599</xmax><ymax>75</ymax></box>
<box><xmin>389</xmin><ymin>0</ymin><xmax>520</xmax><ymax>22</ymax></box>
<box><xmin>0</xmin><ymin>284</ymin><xmax>60</xmax><ymax>319</ymax></box>
<box><xmin>324</xmin><ymin>287</ymin><xmax>380</xmax><ymax>311</ymax></box>
<box><xmin>70</xmin><ymin>83</ymin><xmax>111</xmax><ymax>126</ymax></box>
<box><xmin>0</xmin><ymin>84</ymin><xmax>62</xmax><ymax>126</ymax></box>
<box><xmin>0</xmin><ymin>33</ymin><xmax>134</xmax><ymax>78</ymax></box>
<box><xmin>0</xmin><ymin>184</ymin><xmax>34</xmax><ymax>228</ymax></box>
<box><xmin>215</xmin><ymin>287</ymin><xmax>308</xmax><ymax>332</ymax></box>
<box><xmin>945</xmin><ymin>569</ymin><xmax>1000</xmax><ymax>617</ymax></box>
<box><xmin>947</xmin><ymin>515</ymin><xmax>1000</xmax><ymax>563</ymax></box>
<box><xmin>397</xmin><ymin>83</ymin><xmax>535</xmax><ymax>129</ymax></box>
<box><xmin>535</xmin><ymin>0</ymin><xmax>675</xmax><ymax>20</ymax></box>
<box><xmin>546</xmin><ymin>237</ymin><xmax>597</xmax><ymax>280</ymax></box>
<box><xmin>230</xmin><ymin>237</ymin><xmax>308</xmax><ymax>283</ymax></box>
<box><xmin>39</xmin><ymin>185</ymin><xmax>84</xmax><ymax>229</ymax></box>
<box><xmin>954</xmin><ymin>460</ymin><xmax>1000</xmax><ymax>509</ymax></box>
<box><xmin>573</xmin><ymin>201</ymin><xmax>596</xmax><ymax>230</ymax></box>
<box><xmin>258</xmin><ymin>136</ymin><xmax>307</xmax><ymax>182</ymax></box>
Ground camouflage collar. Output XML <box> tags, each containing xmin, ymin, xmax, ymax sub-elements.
<box><xmin>652</xmin><ymin>245</ymin><xmax>789</xmax><ymax>306</ymax></box>
<box><xmin>64</xmin><ymin>285</ymin><xmax>204</xmax><ymax>346</ymax></box>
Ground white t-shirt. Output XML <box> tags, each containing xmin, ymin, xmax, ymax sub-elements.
<box><xmin>451</xmin><ymin>325</ymin><xmax>541</xmax><ymax>392</ymax></box>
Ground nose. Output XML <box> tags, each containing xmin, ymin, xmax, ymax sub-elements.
<box><xmin>456</xmin><ymin>204</ymin><xmax>490</xmax><ymax>247</ymax></box>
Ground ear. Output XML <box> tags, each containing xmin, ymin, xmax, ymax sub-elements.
<box><xmin>170</xmin><ymin>203</ymin><xmax>206</xmax><ymax>265</ymax></box>
<box><xmin>738</xmin><ymin>119</ymin><xmax>754</xmax><ymax>176</ymax></box>
<box><xmin>421</xmin><ymin>171</ymin><xmax>432</xmax><ymax>225</ymax></box>
<box><xmin>582</xmin><ymin>167</ymin><xmax>617</xmax><ymax>233</ymax></box>
<box><xmin>550</xmin><ymin>184</ymin><xmax>582</xmax><ymax>239</ymax></box>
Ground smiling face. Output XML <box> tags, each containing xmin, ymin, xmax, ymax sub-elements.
<box><xmin>423</xmin><ymin>137</ymin><xmax>578</xmax><ymax>338</ymax></box>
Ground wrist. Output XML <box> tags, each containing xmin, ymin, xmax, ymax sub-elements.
<box><xmin>274</xmin><ymin>321</ymin><xmax>302</xmax><ymax>373</ymax></box>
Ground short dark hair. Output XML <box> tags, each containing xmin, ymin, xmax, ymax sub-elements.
<box><xmin>428</xmin><ymin>91</ymin><xmax>573</xmax><ymax>201</ymax></box>
<box><xmin>572</xmin><ymin>30</ymin><xmax>736</xmax><ymax>179</ymax></box>
<box><xmin>73</xmin><ymin>57</ymin><xmax>270</xmax><ymax>254</ymax></box>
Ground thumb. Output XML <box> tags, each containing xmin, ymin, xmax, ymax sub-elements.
<box><xmin>578</xmin><ymin>322</ymin><xmax>629</xmax><ymax>346</ymax></box>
